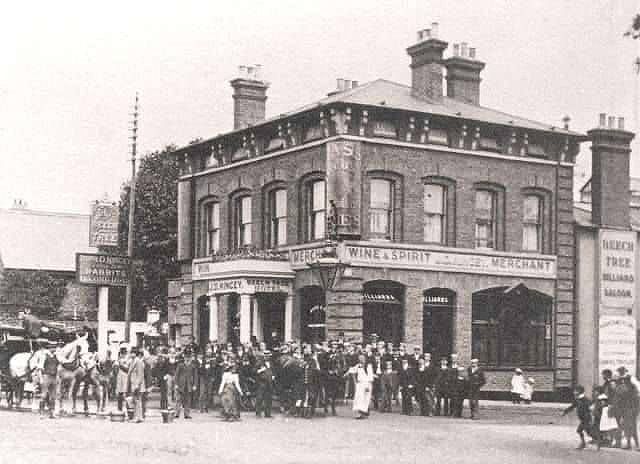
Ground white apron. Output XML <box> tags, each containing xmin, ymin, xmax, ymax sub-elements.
<box><xmin>352</xmin><ymin>366</ymin><xmax>373</xmax><ymax>414</ymax></box>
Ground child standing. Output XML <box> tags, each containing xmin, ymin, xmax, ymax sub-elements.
<box><xmin>561</xmin><ymin>385</ymin><xmax>593</xmax><ymax>450</ymax></box>
<box><xmin>522</xmin><ymin>378</ymin><xmax>535</xmax><ymax>404</ymax></box>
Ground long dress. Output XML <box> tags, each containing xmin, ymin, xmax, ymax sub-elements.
<box><xmin>219</xmin><ymin>372</ymin><xmax>243</xmax><ymax>419</ymax></box>
<box><xmin>352</xmin><ymin>365</ymin><xmax>374</xmax><ymax>415</ymax></box>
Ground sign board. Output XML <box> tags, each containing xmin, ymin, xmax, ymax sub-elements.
<box><xmin>89</xmin><ymin>202</ymin><xmax>120</xmax><ymax>247</ymax></box>
<box><xmin>599</xmin><ymin>229</ymin><xmax>636</xmax><ymax>308</ymax></box>
<box><xmin>208</xmin><ymin>278</ymin><xmax>291</xmax><ymax>295</ymax></box>
<box><xmin>326</xmin><ymin>140</ymin><xmax>361</xmax><ymax>237</ymax></box>
<box><xmin>76</xmin><ymin>253</ymin><xmax>130</xmax><ymax>287</ymax></box>
<box><xmin>597</xmin><ymin>229</ymin><xmax>637</xmax><ymax>376</ymax></box>
<box><xmin>340</xmin><ymin>244</ymin><xmax>556</xmax><ymax>279</ymax></box>
<box><xmin>598</xmin><ymin>315</ymin><xmax>637</xmax><ymax>376</ymax></box>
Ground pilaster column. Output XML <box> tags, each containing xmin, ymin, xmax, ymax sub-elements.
<box><xmin>209</xmin><ymin>296</ymin><xmax>219</xmax><ymax>342</ymax></box>
<box><xmin>240</xmin><ymin>294</ymin><xmax>252</xmax><ymax>344</ymax></box>
<box><xmin>285</xmin><ymin>294</ymin><xmax>294</xmax><ymax>342</ymax></box>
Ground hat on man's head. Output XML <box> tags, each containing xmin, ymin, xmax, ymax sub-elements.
<box><xmin>470</xmin><ymin>358</ymin><xmax>479</xmax><ymax>363</ymax></box>
<box><xmin>515</xmin><ymin>368</ymin><xmax>523</xmax><ymax>374</ymax></box>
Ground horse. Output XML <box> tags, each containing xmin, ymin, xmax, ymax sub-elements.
<box><xmin>55</xmin><ymin>334</ymin><xmax>90</xmax><ymax>413</ymax></box>
<box><xmin>7</xmin><ymin>345</ymin><xmax>48</xmax><ymax>408</ymax></box>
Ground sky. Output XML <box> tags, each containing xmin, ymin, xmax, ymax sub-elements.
<box><xmin>1</xmin><ymin>0</ymin><xmax>640</xmax><ymax>214</ymax></box>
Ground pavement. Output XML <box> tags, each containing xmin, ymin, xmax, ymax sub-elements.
<box><xmin>0</xmin><ymin>400</ymin><xmax>638</xmax><ymax>464</ymax></box>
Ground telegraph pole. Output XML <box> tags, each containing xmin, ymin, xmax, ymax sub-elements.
<box><xmin>124</xmin><ymin>93</ymin><xmax>139</xmax><ymax>343</ymax></box>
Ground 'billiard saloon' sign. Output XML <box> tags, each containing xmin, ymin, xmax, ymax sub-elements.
<box><xmin>597</xmin><ymin>229</ymin><xmax>637</xmax><ymax>376</ymax></box>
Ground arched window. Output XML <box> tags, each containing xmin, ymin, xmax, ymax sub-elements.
<box><xmin>264</xmin><ymin>187</ymin><xmax>288</xmax><ymax>248</ymax></box>
<box><xmin>472</xmin><ymin>284</ymin><xmax>552</xmax><ymax>367</ymax></box>
<box><xmin>423</xmin><ymin>177</ymin><xmax>456</xmax><ymax>246</ymax></box>
<box><xmin>474</xmin><ymin>183</ymin><xmax>505</xmax><ymax>250</ymax></box>
<box><xmin>522</xmin><ymin>195</ymin><xmax>542</xmax><ymax>252</ymax></box>
<box><xmin>370</xmin><ymin>178</ymin><xmax>394</xmax><ymax>239</ymax></box>
<box><xmin>204</xmin><ymin>202</ymin><xmax>220</xmax><ymax>254</ymax></box>
<box><xmin>230</xmin><ymin>192</ymin><xmax>252</xmax><ymax>249</ymax></box>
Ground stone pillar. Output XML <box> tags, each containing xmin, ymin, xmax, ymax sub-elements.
<box><xmin>252</xmin><ymin>297</ymin><xmax>263</xmax><ymax>341</ymax></box>
<box><xmin>98</xmin><ymin>286</ymin><xmax>109</xmax><ymax>355</ymax></box>
<box><xmin>285</xmin><ymin>294</ymin><xmax>294</xmax><ymax>342</ymax></box>
<box><xmin>240</xmin><ymin>294</ymin><xmax>252</xmax><ymax>344</ymax></box>
<box><xmin>209</xmin><ymin>296</ymin><xmax>218</xmax><ymax>343</ymax></box>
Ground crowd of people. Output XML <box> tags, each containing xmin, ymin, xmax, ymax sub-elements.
<box><xmin>562</xmin><ymin>367</ymin><xmax>640</xmax><ymax>452</ymax></box>
<box><xmin>91</xmin><ymin>339</ymin><xmax>493</xmax><ymax>423</ymax></box>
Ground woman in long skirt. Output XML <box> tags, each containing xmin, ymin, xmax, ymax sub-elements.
<box><xmin>219</xmin><ymin>363</ymin><xmax>243</xmax><ymax>421</ymax></box>
<box><xmin>352</xmin><ymin>355</ymin><xmax>374</xmax><ymax>419</ymax></box>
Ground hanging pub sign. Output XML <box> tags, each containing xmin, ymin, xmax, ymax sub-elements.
<box><xmin>326</xmin><ymin>140</ymin><xmax>362</xmax><ymax>238</ymax></box>
<box><xmin>89</xmin><ymin>201</ymin><xmax>120</xmax><ymax>247</ymax></box>
<box><xmin>76</xmin><ymin>253</ymin><xmax>130</xmax><ymax>287</ymax></box>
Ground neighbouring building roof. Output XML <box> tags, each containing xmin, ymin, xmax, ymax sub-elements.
<box><xmin>180</xmin><ymin>78</ymin><xmax>584</xmax><ymax>151</ymax></box>
<box><xmin>580</xmin><ymin>176</ymin><xmax>640</xmax><ymax>207</ymax></box>
<box><xmin>574</xmin><ymin>202</ymin><xmax>640</xmax><ymax>231</ymax></box>
<box><xmin>0</xmin><ymin>207</ymin><xmax>97</xmax><ymax>272</ymax></box>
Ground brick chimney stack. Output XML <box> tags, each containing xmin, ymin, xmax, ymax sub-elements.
<box><xmin>230</xmin><ymin>65</ymin><xmax>269</xmax><ymax>130</ymax></box>
<box><xmin>406</xmin><ymin>23</ymin><xmax>448</xmax><ymax>102</ymax></box>
<box><xmin>588</xmin><ymin>113</ymin><xmax>635</xmax><ymax>228</ymax></box>
<box><xmin>444</xmin><ymin>43</ymin><xmax>485</xmax><ymax>105</ymax></box>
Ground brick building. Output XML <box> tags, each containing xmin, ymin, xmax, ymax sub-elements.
<box><xmin>170</xmin><ymin>27</ymin><xmax>587</xmax><ymax>396</ymax></box>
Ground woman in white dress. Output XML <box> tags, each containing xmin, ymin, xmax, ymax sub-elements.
<box><xmin>352</xmin><ymin>354</ymin><xmax>374</xmax><ymax>419</ymax></box>
<box><xmin>510</xmin><ymin>368</ymin><xmax>526</xmax><ymax>404</ymax></box>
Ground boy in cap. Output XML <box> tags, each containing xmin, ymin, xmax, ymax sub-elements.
<box><xmin>562</xmin><ymin>385</ymin><xmax>593</xmax><ymax>449</ymax></box>
<box><xmin>38</xmin><ymin>342</ymin><xmax>59</xmax><ymax>418</ymax></box>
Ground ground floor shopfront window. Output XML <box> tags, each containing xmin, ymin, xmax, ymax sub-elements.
<box><xmin>300</xmin><ymin>286</ymin><xmax>326</xmax><ymax>344</ymax></box>
<box><xmin>362</xmin><ymin>280</ymin><xmax>404</xmax><ymax>345</ymax></box>
<box><xmin>472</xmin><ymin>283</ymin><xmax>552</xmax><ymax>368</ymax></box>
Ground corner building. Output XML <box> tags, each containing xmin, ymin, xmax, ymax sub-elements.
<box><xmin>170</xmin><ymin>29</ymin><xmax>585</xmax><ymax>397</ymax></box>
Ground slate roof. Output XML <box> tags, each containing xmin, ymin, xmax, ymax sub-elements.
<box><xmin>574</xmin><ymin>203</ymin><xmax>640</xmax><ymax>231</ymax></box>
<box><xmin>183</xmin><ymin>79</ymin><xmax>584</xmax><ymax>151</ymax></box>
<box><xmin>0</xmin><ymin>208</ymin><xmax>97</xmax><ymax>271</ymax></box>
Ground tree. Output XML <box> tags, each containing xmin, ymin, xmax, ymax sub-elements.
<box><xmin>114</xmin><ymin>145</ymin><xmax>180</xmax><ymax>321</ymax></box>
<box><xmin>624</xmin><ymin>14</ymin><xmax>640</xmax><ymax>39</ymax></box>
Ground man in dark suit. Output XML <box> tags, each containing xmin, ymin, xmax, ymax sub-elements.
<box><xmin>435</xmin><ymin>357</ymin><xmax>450</xmax><ymax>416</ymax></box>
<box><xmin>255</xmin><ymin>352</ymin><xmax>275</xmax><ymax>418</ymax></box>
<box><xmin>467</xmin><ymin>358</ymin><xmax>486</xmax><ymax>419</ymax></box>
<box><xmin>446</xmin><ymin>353</ymin><xmax>461</xmax><ymax>416</ymax></box>
<box><xmin>398</xmin><ymin>358</ymin><xmax>415</xmax><ymax>415</ymax></box>
<box><xmin>175</xmin><ymin>348</ymin><xmax>198</xmax><ymax>419</ymax></box>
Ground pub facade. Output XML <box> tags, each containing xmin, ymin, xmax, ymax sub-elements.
<box><xmin>170</xmin><ymin>27</ymin><xmax>587</xmax><ymax>395</ymax></box>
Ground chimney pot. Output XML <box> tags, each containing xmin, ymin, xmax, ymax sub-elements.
<box><xmin>431</xmin><ymin>22</ymin><xmax>439</xmax><ymax>38</ymax></box>
<box><xmin>337</xmin><ymin>78</ymin><xmax>344</xmax><ymax>90</ymax></box>
<box><xmin>599</xmin><ymin>113</ymin><xmax>606</xmax><ymax>128</ymax></box>
<box><xmin>469</xmin><ymin>47</ymin><xmax>476</xmax><ymax>59</ymax></box>
<box><xmin>608</xmin><ymin>116</ymin><xmax>616</xmax><ymax>129</ymax></box>
<box><xmin>351</xmin><ymin>80</ymin><xmax>358</xmax><ymax>88</ymax></box>
<box><xmin>417</xmin><ymin>30</ymin><xmax>423</xmax><ymax>41</ymax></box>
<box><xmin>453</xmin><ymin>44</ymin><xmax>460</xmax><ymax>56</ymax></box>
<box><xmin>618</xmin><ymin>117</ymin><xmax>625</xmax><ymax>130</ymax></box>
<box><xmin>344</xmin><ymin>79</ymin><xmax>351</xmax><ymax>89</ymax></box>
<box><xmin>460</xmin><ymin>42</ymin><xmax>468</xmax><ymax>57</ymax></box>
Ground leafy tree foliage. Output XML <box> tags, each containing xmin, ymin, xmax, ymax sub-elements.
<box><xmin>113</xmin><ymin>145</ymin><xmax>180</xmax><ymax>321</ymax></box>
<box><xmin>624</xmin><ymin>14</ymin><xmax>640</xmax><ymax>39</ymax></box>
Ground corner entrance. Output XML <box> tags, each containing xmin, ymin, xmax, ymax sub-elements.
<box><xmin>423</xmin><ymin>288</ymin><xmax>455</xmax><ymax>362</ymax></box>
<box><xmin>256</xmin><ymin>293</ymin><xmax>286</xmax><ymax>348</ymax></box>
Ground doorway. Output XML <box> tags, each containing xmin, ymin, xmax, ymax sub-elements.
<box><xmin>197</xmin><ymin>296</ymin><xmax>210</xmax><ymax>346</ymax></box>
<box><xmin>257</xmin><ymin>293</ymin><xmax>286</xmax><ymax>348</ymax></box>
<box><xmin>362</xmin><ymin>281</ymin><xmax>404</xmax><ymax>345</ymax></box>
<box><xmin>423</xmin><ymin>288</ymin><xmax>455</xmax><ymax>362</ymax></box>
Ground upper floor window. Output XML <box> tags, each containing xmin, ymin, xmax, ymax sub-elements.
<box><xmin>424</xmin><ymin>184</ymin><xmax>445</xmax><ymax>244</ymax></box>
<box><xmin>234</xmin><ymin>195</ymin><xmax>252</xmax><ymax>248</ymax></box>
<box><xmin>475</xmin><ymin>190</ymin><xmax>496</xmax><ymax>249</ymax></box>
<box><xmin>205</xmin><ymin>202</ymin><xmax>220</xmax><ymax>254</ymax></box>
<box><xmin>370</xmin><ymin>179</ymin><xmax>394</xmax><ymax>239</ymax></box>
<box><xmin>268</xmin><ymin>188</ymin><xmax>288</xmax><ymax>247</ymax></box>
<box><xmin>309</xmin><ymin>180</ymin><xmax>326</xmax><ymax>241</ymax></box>
<box><xmin>522</xmin><ymin>195</ymin><xmax>542</xmax><ymax>252</ymax></box>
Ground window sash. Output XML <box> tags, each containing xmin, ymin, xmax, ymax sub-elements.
<box><xmin>475</xmin><ymin>190</ymin><xmax>496</xmax><ymax>248</ymax></box>
<box><xmin>312</xmin><ymin>210</ymin><xmax>326</xmax><ymax>240</ymax></box>
<box><xmin>424</xmin><ymin>184</ymin><xmax>444</xmax><ymax>214</ymax></box>
<box><xmin>370</xmin><ymin>209</ymin><xmax>391</xmax><ymax>236</ymax></box>
<box><xmin>522</xmin><ymin>224</ymin><xmax>540</xmax><ymax>252</ymax></box>
<box><xmin>424</xmin><ymin>213</ymin><xmax>444</xmax><ymax>243</ymax></box>
<box><xmin>236</xmin><ymin>196</ymin><xmax>252</xmax><ymax>247</ymax></box>
<box><xmin>312</xmin><ymin>181</ymin><xmax>325</xmax><ymax>212</ymax></box>
<box><xmin>309</xmin><ymin>180</ymin><xmax>326</xmax><ymax>240</ymax></box>
<box><xmin>371</xmin><ymin>179</ymin><xmax>392</xmax><ymax>210</ymax></box>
